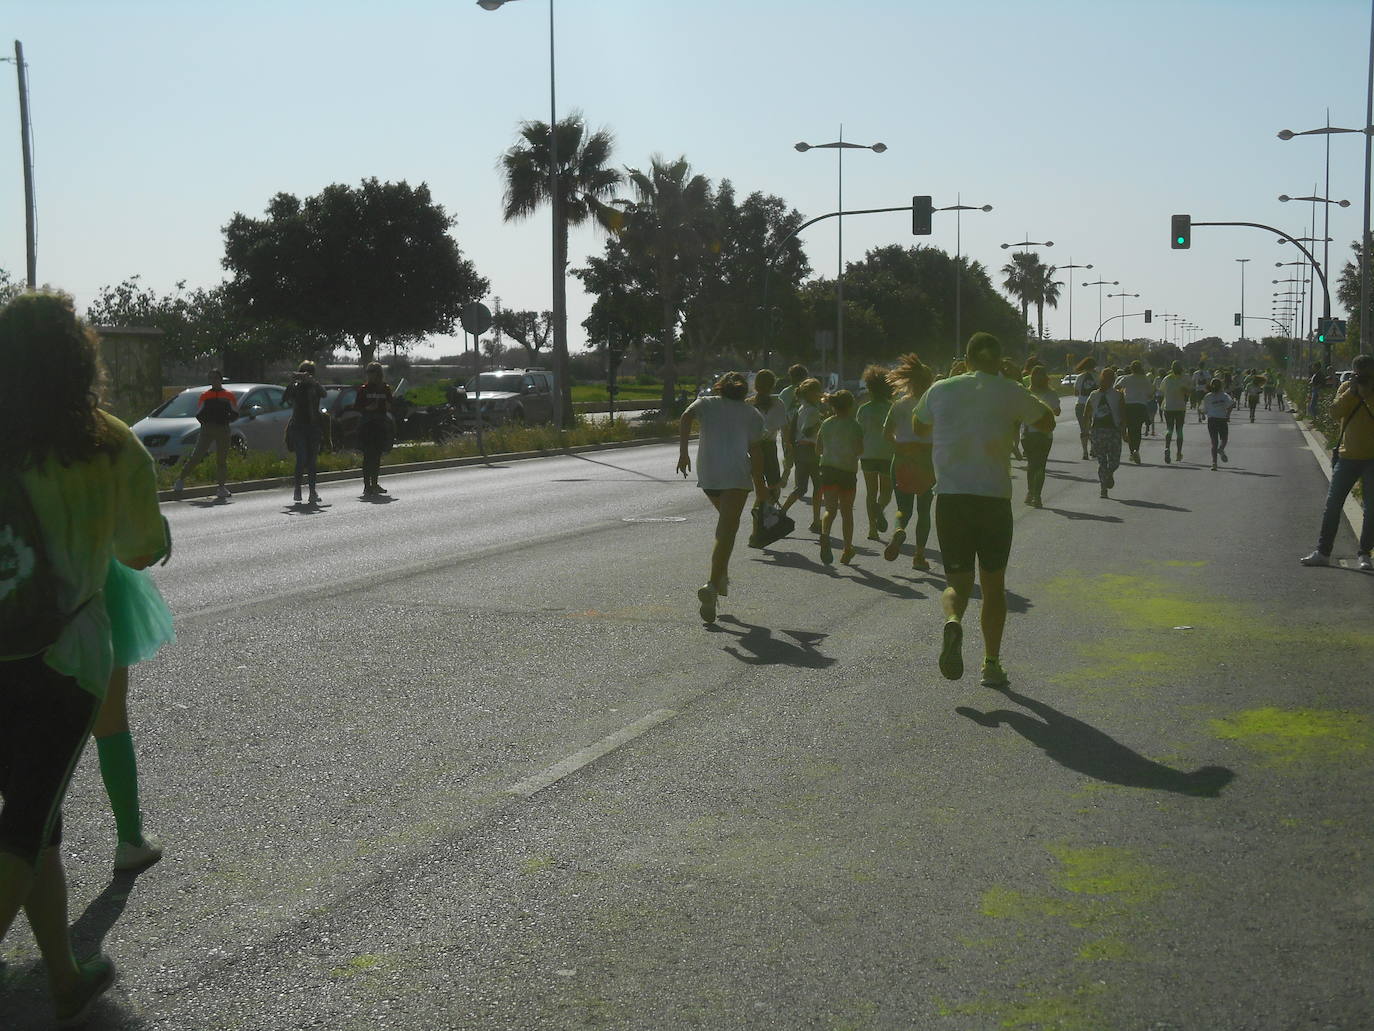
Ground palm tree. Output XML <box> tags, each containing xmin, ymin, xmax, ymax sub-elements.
<box><xmin>615</xmin><ymin>156</ymin><xmax>717</xmax><ymax>412</ymax></box>
<box><xmin>1001</xmin><ymin>252</ymin><xmax>1036</xmax><ymax>333</ymax></box>
<box><xmin>501</xmin><ymin>112</ymin><xmax>621</xmax><ymax>427</ymax></box>
<box><xmin>1034</xmin><ymin>265</ymin><xmax>1062</xmax><ymax>340</ymax></box>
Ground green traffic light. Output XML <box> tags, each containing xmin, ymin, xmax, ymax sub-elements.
<box><xmin>1176</xmin><ymin>236</ymin><xmax>1185</xmax><ymax>245</ymax></box>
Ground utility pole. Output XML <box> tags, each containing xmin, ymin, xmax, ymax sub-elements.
<box><xmin>12</xmin><ymin>41</ymin><xmax>36</xmax><ymax>289</ymax></box>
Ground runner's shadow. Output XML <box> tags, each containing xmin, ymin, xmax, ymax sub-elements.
<box><xmin>358</xmin><ymin>494</ymin><xmax>399</xmax><ymax>504</ymax></box>
<box><xmin>70</xmin><ymin>871</ymin><xmax>145</xmax><ymax>956</ymax></box>
<box><xmin>186</xmin><ymin>498</ymin><xmax>230</xmax><ymax>509</ymax></box>
<box><xmin>1219</xmin><ymin>468</ymin><xmax>1280</xmax><ymax>478</ymax></box>
<box><xmin>956</xmin><ymin>688</ymin><xmax>1234</xmax><ymax>797</ymax></box>
<box><xmin>569</xmin><ymin>452</ymin><xmax>677</xmax><ymax>482</ymax></box>
<box><xmin>1045</xmin><ymin>507</ymin><xmax>1123</xmax><ymax>524</ymax></box>
<box><xmin>1117</xmin><ymin>499</ymin><xmax>1190</xmax><ymax>512</ymax></box>
<box><xmin>710</xmin><ymin>616</ymin><xmax>835</xmax><ymax>668</ymax></box>
<box><xmin>1043</xmin><ymin>471</ymin><xmax>1099</xmax><ymax>484</ymax></box>
<box><xmin>843</xmin><ymin>563</ymin><xmax>922</xmax><ymax>599</ymax></box>
<box><xmin>283</xmin><ymin>504</ymin><xmax>327</xmax><ymax>516</ymax></box>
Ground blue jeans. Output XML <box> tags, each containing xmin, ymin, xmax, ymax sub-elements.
<box><xmin>289</xmin><ymin>424</ymin><xmax>323</xmax><ymax>490</ymax></box>
<box><xmin>1317</xmin><ymin>456</ymin><xmax>1374</xmax><ymax>556</ymax></box>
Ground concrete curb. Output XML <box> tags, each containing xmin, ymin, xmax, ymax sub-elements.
<box><xmin>1293</xmin><ymin>414</ymin><xmax>1364</xmax><ymax>547</ymax></box>
<box><xmin>159</xmin><ymin>434</ymin><xmax>678</xmax><ymax>503</ymax></box>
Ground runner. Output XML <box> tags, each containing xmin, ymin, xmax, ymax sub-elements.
<box><xmin>816</xmin><ymin>389</ymin><xmax>865</xmax><ymax>565</ymax></box>
<box><xmin>1003</xmin><ymin>358</ymin><xmax>1025</xmax><ymax>460</ymax></box>
<box><xmin>1159</xmin><ymin>360</ymin><xmax>1189</xmax><ymax>464</ymax></box>
<box><xmin>353</xmin><ymin>361</ymin><xmax>394</xmax><ymax>496</ymax></box>
<box><xmin>1263</xmin><ymin>370</ymin><xmax>1276</xmax><ymax>410</ymax></box>
<box><xmin>1117</xmin><ymin>359</ymin><xmax>1153</xmax><ymax>464</ymax></box>
<box><xmin>914</xmin><ymin>332</ymin><xmax>1054</xmax><ymax>687</ymax></box>
<box><xmin>1072</xmin><ymin>357</ymin><xmax>1098</xmax><ymax>460</ymax></box>
<box><xmin>1201</xmin><ymin>377</ymin><xmax>1236</xmax><ymax>470</ymax></box>
<box><xmin>1144</xmin><ymin>365</ymin><xmax>1159</xmax><ymax>438</ymax></box>
<box><xmin>1084</xmin><ymin>368</ymin><xmax>1126</xmax><ymax>498</ymax></box>
<box><xmin>171</xmin><ymin>369</ymin><xmax>239</xmax><ymax>499</ymax></box>
<box><xmin>779</xmin><ymin>378</ymin><xmax>825</xmax><ymax>534</ymax></box>
<box><xmin>882</xmin><ymin>354</ymin><xmax>937</xmax><ymax>571</ymax></box>
<box><xmin>676</xmin><ymin>372</ymin><xmax>769</xmax><ymax>622</ymax></box>
<box><xmin>1021</xmin><ymin>366</ymin><xmax>1061</xmax><ymax>508</ymax></box>
<box><xmin>1192</xmin><ymin>365</ymin><xmax>1209</xmax><ymax>422</ymax></box>
<box><xmin>1245</xmin><ymin>373</ymin><xmax>1264</xmax><ymax>423</ymax></box>
<box><xmin>749</xmin><ymin>369</ymin><xmax>789</xmax><ymax>502</ymax></box>
<box><xmin>776</xmin><ymin>364</ymin><xmax>808</xmax><ymax>491</ymax></box>
<box><xmin>855</xmin><ymin>365</ymin><xmax>894</xmax><ymax>540</ymax></box>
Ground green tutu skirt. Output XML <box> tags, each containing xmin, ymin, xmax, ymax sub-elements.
<box><xmin>104</xmin><ymin>559</ymin><xmax>175</xmax><ymax>667</ymax></box>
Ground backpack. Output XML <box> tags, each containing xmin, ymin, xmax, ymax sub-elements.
<box><xmin>0</xmin><ymin>473</ymin><xmax>92</xmax><ymax>660</ymax></box>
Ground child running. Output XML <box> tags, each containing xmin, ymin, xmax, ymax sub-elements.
<box><xmin>1021</xmin><ymin>366</ymin><xmax>1061</xmax><ymax>507</ymax></box>
<box><xmin>1201</xmin><ymin>378</ymin><xmax>1236</xmax><ymax>470</ymax></box>
<box><xmin>855</xmin><ymin>365</ymin><xmax>895</xmax><ymax>540</ymax></box>
<box><xmin>816</xmin><ymin>389</ymin><xmax>865</xmax><ymax>565</ymax></box>
<box><xmin>882</xmin><ymin>354</ymin><xmax>937</xmax><ymax>570</ymax></box>
<box><xmin>749</xmin><ymin>369</ymin><xmax>789</xmax><ymax>501</ymax></box>
<box><xmin>779</xmin><ymin>378</ymin><xmax>825</xmax><ymax>533</ymax></box>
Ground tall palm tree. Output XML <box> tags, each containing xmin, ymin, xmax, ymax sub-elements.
<box><xmin>1034</xmin><ymin>265</ymin><xmax>1062</xmax><ymax>340</ymax></box>
<box><xmin>615</xmin><ymin>156</ymin><xmax>717</xmax><ymax>412</ymax></box>
<box><xmin>1000</xmin><ymin>252</ymin><xmax>1036</xmax><ymax>333</ymax></box>
<box><xmin>501</xmin><ymin>112</ymin><xmax>621</xmax><ymax>427</ymax></box>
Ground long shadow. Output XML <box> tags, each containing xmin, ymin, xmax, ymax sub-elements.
<box><xmin>711</xmin><ymin>615</ymin><xmax>835</xmax><ymax>668</ymax></box>
<box><xmin>1219</xmin><ymin>468</ymin><xmax>1280</xmax><ymax>478</ymax></box>
<box><xmin>283</xmin><ymin>504</ymin><xmax>328</xmax><ymax>516</ymax></box>
<box><xmin>956</xmin><ymin>687</ymin><xmax>1234</xmax><ymax>797</ymax></box>
<box><xmin>1045</xmin><ymin>507</ymin><xmax>1123</xmax><ymax>524</ymax></box>
<box><xmin>844</xmin><ymin>562</ymin><xmax>923</xmax><ymax>599</ymax></box>
<box><xmin>1117</xmin><ymin>499</ymin><xmax>1190</xmax><ymax>512</ymax></box>
<box><xmin>568</xmin><ymin>452</ymin><xmax>677</xmax><ymax>482</ymax></box>
<box><xmin>186</xmin><ymin>497</ymin><xmax>230</xmax><ymax>509</ymax></box>
<box><xmin>70</xmin><ymin>871</ymin><xmax>146</xmax><ymax>956</ymax></box>
<box><xmin>357</xmin><ymin>493</ymin><xmax>399</xmax><ymax>504</ymax></box>
<box><xmin>756</xmin><ymin>547</ymin><xmax>923</xmax><ymax>598</ymax></box>
<box><xmin>1043</xmin><ymin>471</ymin><xmax>1099</xmax><ymax>484</ymax></box>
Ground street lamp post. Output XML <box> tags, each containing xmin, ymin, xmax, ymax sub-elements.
<box><xmin>477</xmin><ymin>0</ymin><xmax>565</xmax><ymax>428</ymax></box>
<box><xmin>1058</xmin><ymin>260</ymin><xmax>1093</xmax><ymax>347</ymax></box>
<box><xmin>1107</xmin><ymin>291</ymin><xmax>1140</xmax><ymax>346</ymax></box>
<box><xmin>796</xmin><ymin>129</ymin><xmax>887</xmax><ymax>385</ymax></box>
<box><xmin>936</xmin><ymin>197</ymin><xmax>993</xmax><ymax>352</ymax></box>
<box><xmin>1083</xmin><ymin>278</ymin><xmax>1118</xmax><ymax>363</ymax></box>
<box><xmin>1236</xmin><ymin>258</ymin><xmax>1250</xmax><ymax>350</ymax></box>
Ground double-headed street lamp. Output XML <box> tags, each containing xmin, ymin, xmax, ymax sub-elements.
<box><xmin>1106</xmin><ymin>290</ymin><xmax>1140</xmax><ymax>345</ymax></box>
<box><xmin>1058</xmin><ymin>260</ymin><xmax>1093</xmax><ymax>345</ymax></box>
<box><xmin>937</xmin><ymin>197</ymin><xmax>993</xmax><ymax>351</ymax></box>
<box><xmin>796</xmin><ymin>130</ymin><xmax>887</xmax><ymax>384</ymax></box>
<box><xmin>1083</xmin><ymin>278</ymin><xmax>1118</xmax><ymax>355</ymax></box>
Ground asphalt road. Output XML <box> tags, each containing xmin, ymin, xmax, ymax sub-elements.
<box><xmin>3</xmin><ymin>404</ymin><xmax>1372</xmax><ymax>1031</ymax></box>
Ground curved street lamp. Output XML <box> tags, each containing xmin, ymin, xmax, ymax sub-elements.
<box><xmin>1058</xmin><ymin>260</ymin><xmax>1093</xmax><ymax>345</ymax></box>
<box><xmin>936</xmin><ymin>197</ymin><xmax>993</xmax><ymax>350</ymax></box>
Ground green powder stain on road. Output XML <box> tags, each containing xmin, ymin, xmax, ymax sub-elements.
<box><xmin>1076</xmin><ymin>937</ymin><xmax>1133</xmax><ymax>961</ymax></box>
<box><xmin>1048</xmin><ymin>845</ymin><xmax>1173</xmax><ymax>905</ymax></box>
<box><xmin>937</xmin><ymin>984</ymin><xmax>1107</xmax><ymax>1030</ymax></box>
<box><xmin>1209</xmin><ymin>707</ymin><xmax>1372</xmax><ymax>764</ymax></box>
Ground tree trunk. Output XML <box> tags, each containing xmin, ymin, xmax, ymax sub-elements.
<box><xmin>1036</xmin><ymin>300</ymin><xmax>1045</xmax><ymax>341</ymax></box>
<box><xmin>553</xmin><ymin>219</ymin><xmax>574</xmax><ymax>428</ymax></box>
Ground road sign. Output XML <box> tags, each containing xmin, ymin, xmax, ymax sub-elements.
<box><xmin>461</xmin><ymin>302</ymin><xmax>493</xmax><ymax>337</ymax></box>
<box><xmin>1328</xmin><ymin>318</ymin><xmax>1347</xmax><ymax>342</ymax></box>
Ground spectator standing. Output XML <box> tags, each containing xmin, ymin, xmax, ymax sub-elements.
<box><xmin>171</xmin><ymin>369</ymin><xmax>238</xmax><ymax>500</ymax></box>
<box><xmin>353</xmin><ymin>362</ymin><xmax>394</xmax><ymax>496</ymax></box>
<box><xmin>284</xmin><ymin>360</ymin><xmax>328</xmax><ymax>506</ymax></box>
<box><xmin>1301</xmin><ymin>354</ymin><xmax>1374</xmax><ymax>570</ymax></box>
<box><xmin>0</xmin><ymin>293</ymin><xmax>166</xmax><ymax>1025</ymax></box>
<box><xmin>914</xmin><ymin>333</ymin><xmax>1054</xmax><ymax>688</ymax></box>
<box><xmin>1307</xmin><ymin>362</ymin><xmax>1327</xmax><ymax>420</ymax></box>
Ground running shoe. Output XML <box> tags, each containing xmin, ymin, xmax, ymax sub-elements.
<box><xmin>1359</xmin><ymin>553</ymin><xmax>1373</xmax><ymax>572</ymax></box>
<box><xmin>716</xmin><ymin>576</ymin><xmax>729</xmax><ymax>598</ymax></box>
<box><xmin>820</xmin><ymin>539</ymin><xmax>833</xmax><ymax>564</ymax></box>
<box><xmin>1105</xmin><ymin>472</ymin><xmax>1115</xmax><ymax>489</ymax></box>
<box><xmin>912</xmin><ymin>553</ymin><xmax>931</xmax><ymax>571</ymax></box>
<box><xmin>1164</xmin><ymin>449</ymin><xmax>1171</xmax><ymax>464</ymax></box>
<box><xmin>1299</xmin><ymin>550</ymin><xmax>1330</xmax><ymax>567</ymax></box>
<box><xmin>696</xmin><ymin>584</ymin><xmax>717</xmax><ymax>622</ymax></box>
<box><xmin>979</xmin><ymin>657</ymin><xmax>1010</xmax><ymax>689</ymax></box>
<box><xmin>1030</xmin><ymin>495</ymin><xmax>1043</xmax><ymax>509</ymax></box>
<box><xmin>374</xmin><ymin>484</ymin><xmax>388</xmax><ymax>494</ymax></box>
<box><xmin>1100</xmin><ymin>486</ymin><xmax>1109</xmax><ymax>498</ymax></box>
<box><xmin>1211</xmin><ymin>462</ymin><xmax>1218</xmax><ymax>471</ymax></box>
<box><xmin>840</xmin><ymin>545</ymin><xmax>856</xmax><ymax>565</ymax></box>
<box><xmin>867</xmin><ymin>529</ymin><xmax>882</xmax><ymax>541</ymax></box>
<box><xmin>876</xmin><ymin>512</ymin><xmax>889</xmax><ymax>534</ymax></box>
<box><xmin>1023</xmin><ymin>495</ymin><xmax>1034</xmax><ymax>506</ymax></box>
<box><xmin>55</xmin><ymin>955</ymin><xmax>117</xmax><ymax>1029</ymax></box>
<box><xmin>809</xmin><ymin>520</ymin><xmax>822</xmax><ymax>534</ymax></box>
<box><xmin>883</xmin><ymin>529</ymin><xmax>906</xmax><ymax>562</ymax></box>
<box><xmin>172</xmin><ymin>478</ymin><xmax>185</xmax><ymax>497</ymax></box>
<box><xmin>216</xmin><ymin>485</ymin><xmax>231</xmax><ymax>500</ymax></box>
<box><xmin>1131</xmin><ymin>451</ymin><xmax>1141</xmax><ymax>464</ymax></box>
<box><xmin>293</xmin><ymin>487</ymin><xmax>303</xmax><ymax>503</ymax></box>
<box><xmin>114</xmin><ymin>836</ymin><xmax>163</xmax><ymax>872</ymax></box>
<box><xmin>308</xmin><ymin>490</ymin><xmax>322</xmax><ymax>506</ymax></box>
<box><xmin>1219</xmin><ymin>449</ymin><xmax>1228</xmax><ymax>463</ymax></box>
<box><xmin>938</xmin><ymin>620</ymin><xmax>964</xmax><ymax>681</ymax></box>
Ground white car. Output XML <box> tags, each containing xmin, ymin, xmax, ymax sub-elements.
<box><xmin>131</xmin><ymin>383</ymin><xmax>296</xmax><ymax>463</ymax></box>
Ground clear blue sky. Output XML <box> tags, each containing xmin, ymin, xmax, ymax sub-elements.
<box><xmin>3</xmin><ymin>0</ymin><xmax>1370</xmax><ymax>357</ymax></box>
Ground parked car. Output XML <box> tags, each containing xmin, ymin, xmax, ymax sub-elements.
<box><xmin>131</xmin><ymin>383</ymin><xmax>296</xmax><ymax>463</ymax></box>
<box><xmin>461</xmin><ymin>368</ymin><xmax>555</xmax><ymax>425</ymax></box>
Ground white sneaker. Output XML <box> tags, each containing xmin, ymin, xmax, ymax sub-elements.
<box><xmin>172</xmin><ymin>478</ymin><xmax>184</xmax><ymax>497</ymax></box>
<box><xmin>216</xmin><ymin>485</ymin><xmax>231</xmax><ymax>499</ymax></box>
<box><xmin>1359</xmin><ymin>553</ymin><xmax>1373</xmax><ymax>572</ymax></box>
<box><xmin>113</xmin><ymin>836</ymin><xmax>163</xmax><ymax>872</ymax></box>
<box><xmin>1299</xmin><ymin>550</ymin><xmax>1330</xmax><ymax>567</ymax></box>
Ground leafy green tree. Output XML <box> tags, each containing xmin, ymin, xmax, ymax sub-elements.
<box><xmin>574</xmin><ymin>235</ymin><xmax>663</xmax><ymax>366</ymax></box>
<box><xmin>500</xmin><ymin>113</ymin><xmax>622</xmax><ymax>426</ymax></box>
<box><xmin>1337</xmin><ymin>233</ymin><xmax>1369</xmax><ymax>350</ymax></box>
<box><xmin>1032</xmin><ymin>264</ymin><xmax>1061</xmax><ymax>340</ymax></box>
<box><xmin>223</xmin><ymin>178</ymin><xmax>486</xmax><ymax>368</ymax></box>
<box><xmin>492</xmin><ymin>308</ymin><xmax>553</xmax><ymax>366</ymax></box>
<box><xmin>0</xmin><ymin>268</ymin><xmax>23</xmax><ymax>306</ymax></box>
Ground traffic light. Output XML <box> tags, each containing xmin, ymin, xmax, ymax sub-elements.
<box><xmin>1144</xmin><ymin>309</ymin><xmax>1152</xmax><ymax>323</ymax></box>
<box><xmin>1234</xmin><ymin>313</ymin><xmax>1242</xmax><ymax>326</ymax></box>
<box><xmin>1170</xmin><ymin>214</ymin><xmax>1191</xmax><ymax>249</ymax></box>
<box><xmin>912</xmin><ymin>195</ymin><xmax>933</xmax><ymax>236</ymax></box>
<box><xmin>1317</xmin><ymin>316</ymin><xmax>1331</xmax><ymax>344</ymax></box>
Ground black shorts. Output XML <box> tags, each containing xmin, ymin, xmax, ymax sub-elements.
<box><xmin>761</xmin><ymin>439</ymin><xmax>781</xmax><ymax>487</ymax></box>
<box><xmin>859</xmin><ymin>457</ymin><xmax>889</xmax><ymax>473</ymax></box>
<box><xmin>935</xmin><ymin>494</ymin><xmax>1013</xmax><ymax>575</ymax></box>
<box><xmin>818</xmin><ymin>466</ymin><xmax>858</xmax><ymax>493</ymax></box>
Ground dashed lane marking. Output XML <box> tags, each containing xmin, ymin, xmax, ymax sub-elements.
<box><xmin>503</xmin><ymin>709</ymin><xmax>679</xmax><ymax>798</ymax></box>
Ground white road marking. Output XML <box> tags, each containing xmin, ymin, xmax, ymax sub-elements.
<box><xmin>504</xmin><ymin>709</ymin><xmax>679</xmax><ymax>798</ymax></box>
<box><xmin>622</xmin><ymin>516</ymin><xmax>688</xmax><ymax>523</ymax></box>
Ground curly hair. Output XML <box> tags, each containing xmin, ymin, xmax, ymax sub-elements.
<box><xmin>886</xmin><ymin>353</ymin><xmax>933</xmax><ymax>398</ymax></box>
<box><xmin>0</xmin><ymin>293</ymin><xmax>119</xmax><ymax>470</ymax></box>
<box><xmin>714</xmin><ymin>371</ymin><xmax>750</xmax><ymax>401</ymax></box>
<box><xmin>860</xmin><ymin>364</ymin><xmax>892</xmax><ymax>402</ymax></box>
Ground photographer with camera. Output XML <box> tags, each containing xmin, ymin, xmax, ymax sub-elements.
<box><xmin>283</xmin><ymin>360</ymin><xmax>327</xmax><ymax>506</ymax></box>
<box><xmin>1301</xmin><ymin>354</ymin><xmax>1374</xmax><ymax>571</ymax></box>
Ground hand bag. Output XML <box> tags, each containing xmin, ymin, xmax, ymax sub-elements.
<box><xmin>749</xmin><ymin>503</ymin><xmax>795</xmax><ymax>549</ymax></box>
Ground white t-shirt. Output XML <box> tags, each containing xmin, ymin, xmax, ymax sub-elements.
<box><xmin>1118</xmin><ymin>372</ymin><xmax>1154</xmax><ymax>405</ymax></box>
<box><xmin>754</xmin><ymin>397</ymin><xmax>789</xmax><ymax>440</ymax></box>
<box><xmin>794</xmin><ymin>400</ymin><xmax>822</xmax><ymax>444</ymax></box>
<box><xmin>1201</xmin><ymin>391</ymin><xmax>1236</xmax><ymax>419</ymax></box>
<box><xmin>885</xmin><ymin>394</ymin><xmax>925</xmax><ymax>444</ymax></box>
<box><xmin>1023</xmin><ymin>388</ymin><xmax>1062</xmax><ymax>437</ymax></box>
<box><xmin>1160</xmin><ymin>373</ymin><xmax>1189</xmax><ymax>411</ymax></box>
<box><xmin>1074</xmin><ymin>371</ymin><xmax>1097</xmax><ymax>407</ymax></box>
<box><xmin>913</xmin><ymin>371</ymin><xmax>1053</xmax><ymax>499</ymax></box>
<box><xmin>1193</xmin><ymin>370</ymin><xmax>1210</xmax><ymax>391</ymax></box>
<box><xmin>686</xmin><ymin>396</ymin><xmax>766</xmax><ymax>491</ymax></box>
<box><xmin>1085</xmin><ymin>387</ymin><xmax>1126</xmax><ymax>428</ymax></box>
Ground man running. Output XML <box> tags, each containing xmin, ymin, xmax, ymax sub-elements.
<box><xmin>1192</xmin><ymin>365</ymin><xmax>1210</xmax><ymax>423</ymax></box>
<box><xmin>1117</xmin><ymin>360</ymin><xmax>1153</xmax><ymax>464</ymax></box>
<box><xmin>1159</xmin><ymin>360</ymin><xmax>1189</xmax><ymax>464</ymax></box>
<box><xmin>915</xmin><ymin>333</ymin><xmax>1054</xmax><ymax>688</ymax></box>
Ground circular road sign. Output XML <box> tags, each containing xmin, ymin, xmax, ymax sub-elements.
<box><xmin>461</xmin><ymin>302</ymin><xmax>493</xmax><ymax>337</ymax></box>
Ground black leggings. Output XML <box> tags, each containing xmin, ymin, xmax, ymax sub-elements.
<box><xmin>1207</xmin><ymin>417</ymin><xmax>1230</xmax><ymax>455</ymax></box>
<box><xmin>893</xmin><ymin>485</ymin><xmax>934</xmax><ymax>551</ymax></box>
<box><xmin>1022</xmin><ymin>431</ymin><xmax>1051</xmax><ymax>499</ymax></box>
<box><xmin>1124</xmin><ymin>403</ymin><xmax>1148</xmax><ymax>454</ymax></box>
<box><xmin>0</xmin><ymin>657</ymin><xmax>97</xmax><ymax>866</ymax></box>
<box><xmin>1163</xmin><ymin>410</ymin><xmax>1185</xmax><ymax>442</ymax></box>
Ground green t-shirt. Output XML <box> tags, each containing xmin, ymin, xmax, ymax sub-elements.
<box><xmin>855</xmin><ymin>399</ymin><xmax>894</xmax><ymax>461</ymax></box>
<box><xmin>817</xmin><ymin>415</ymin><xmax>865</xmax><ymax>472</ymax></box>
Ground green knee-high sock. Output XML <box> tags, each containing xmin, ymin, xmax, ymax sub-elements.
<box><xmin>96</xmin><ymin>731</ymin><xmax>144</xmax><ymax>845</ymax></box>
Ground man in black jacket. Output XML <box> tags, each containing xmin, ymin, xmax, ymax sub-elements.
<box><xmin>173</xmin><ymin>370</ymin><xmax>239</xmax><ymax>499</ymax></box>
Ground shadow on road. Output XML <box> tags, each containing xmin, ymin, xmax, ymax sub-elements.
<box><xmin>1117</xmin><ymin>498</ymin><xmax>1189</xmax><ymax>512</ymax></box>
<box><xmin>1044</xmin><ymin>471</ymin><xmax>1099</xmax><ymax>484</ymax></box>
<box><xmin>357</xmin><ymin>493</ymin><xmax>399</xmax><ymax>504</ymax></box>
<box><xmin>1045</xmin><ymin>507</ymin><xmax>1123</xmax><ymax>524</ymax></box>
<box><xmin>568</xmin><ymin>452</ymin><xmax>677</xmax><ymax>482</ymax></box>
<box><xmin>956</xmin><ymin>688</ymin><xmax>1234</xmax><ymax>797</ymax></box>
<box><xmin>710</xmin><ymin>615</ymin><xmax>834</xmax><ymax>668</ymax></box>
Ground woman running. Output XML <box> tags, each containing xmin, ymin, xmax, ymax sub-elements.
<box><xmin>816</xmin><ymin>390</ymin><xmax>865</xmax><ymax>564</ymax></box>
<box><xmin>1072</xmin><ymin>357</ymin><xmax>1098</xmax><ymax>460</ymax></box>
<box><xmin>855</xmin><ymin>365</ymin><xmax>894</xmax><ymax>540</ymax></box>
<box><xmin>1022</xmin><ymin>366</ymin><xmax>1061</xmax><ymax>508</ymax></box>
<box><xmin>1246</xmin><ymin>373</ymin><xmax>1264</xmax><ymax>423</ymax></box>
<box><xmin>882</xmin><ymin>354</ymin><xmax>937</xmax><ymax>570</ymax></box>
<box><xmin>676</xmin><ymin>372</ymin><xmax>768</xmax><ymax>622</ymax></box>
<box><xmin>749</xmin><ymin>369</ymin><xmax>789</xmax><ymax>502</ymax></box>
<box><xmin>1085</xmin><ymin>368</ymin><xmax>1126</xmax><ymax>498</ymax></box>
<box><xmin>1117</xmin><ymin>359</ymin><xmax>1153</xmax><ymax>464</ymax></box>
<box><xmin>780</xmin><ymin>377</ymin><xmax>826</xmax><ymax>534</ymax></box>
<box><xmin>1263</xmin><ymin>371</ymin><xmax>1276</xmax><ymax>411</ymax></box>
<box><xmin>1201</xmin><ymin>377</ymin><xmax>1236</xmax><ymax>469</ymax></box>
